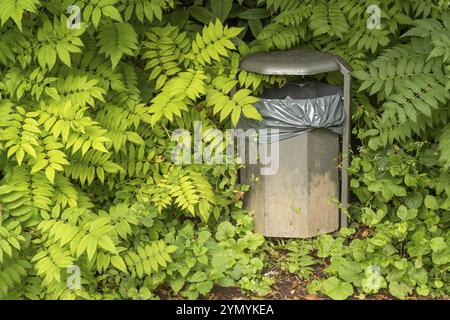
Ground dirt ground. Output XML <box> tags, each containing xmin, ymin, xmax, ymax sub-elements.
<box><xmin>206</xmin><ymin>266</ymin><xmax>393</xmax><ymax>300</ymax></box>
<box><xmin>205</xmin><ymin>266</ymin><xmax>449</xmax><ymax>300</ymax></box>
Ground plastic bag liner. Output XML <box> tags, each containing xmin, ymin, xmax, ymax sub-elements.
<box><xmin>237</xmin><ymin>82</ymin><xmax>344</xmax><ymax>143</ymax></box>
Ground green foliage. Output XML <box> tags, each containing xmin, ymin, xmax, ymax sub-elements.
<box><xmin>0</xmin><ymin>0</ymin><xmax>274</xmax><ymax>300</ymax></box>
<box><xmin>0</xmin><ymin>0</ymin><xmax>449</xmax><ymax>300</ymax></box>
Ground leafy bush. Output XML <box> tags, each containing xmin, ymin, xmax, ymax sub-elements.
<box><xmin>0</xmin><ymin>0</ymin><xmax>449</xmax><ymax>300</ymax></box>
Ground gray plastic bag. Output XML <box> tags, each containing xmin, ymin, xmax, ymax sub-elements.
<box><xmin>238</xmin><ymin>82</ymin><xmax>344</xmax><ymax>142</ymax></box>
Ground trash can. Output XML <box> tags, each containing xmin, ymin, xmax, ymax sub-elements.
<box><xmin>238</xmin><ymin>49</ymin><xmax>352</xmax><ymax>238</ymax></box>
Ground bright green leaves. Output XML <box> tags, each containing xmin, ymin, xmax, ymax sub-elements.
<box><xmin>191</xmin><ymin>19</ymin><xmax>242</xmax><ymax>65</ymax></box>
<box><xmin>0</xmin><ymin>225</ymin><xmax>25</xmax><ymax>263</ymax></box>
<box><xmin>98</xmin><ymin>23</ymin><xmax>138</xmax><ymax>69</ymax></box>
<box><xmin>80</xmin><ymin>217</ymin><xmax>117</xmax><ymax>260</ymax></box>
<box><xmin>0</xmin><ymin>168</ymin><xmax>54</xmax><ymax>222</ymax></box>
<box><xmin>36</xmin><ymin>15</ymin><xmax>85</xmax><ymax>69</ymax></box>
<box><xmin>114</xmin><ymin>144</ymin><xmax>155</xmax><ymax>179</ymax></box>
<box><xmin>142</xmin><ymin>26</ymin><xmax>191</xmax><ymax>89</ymax></box>
<box><xmin>50</xmin><ymin>75</ymin><xmax>105</xmax><ymax>108</ymax></box>
<box><xmin>37</xmin><ymin>205</ymin><xmax>139</xmax><ymax>277</ymax></box>
<box><xmin>169</xmin><ymin>169</ymin><xmax>215</xmax><ymax>221</ymax></box>
<box><xmin>321</xmin><ymin>277</ymin><xmax>354</xmax><ymax>300</ymax></box>
<box><xmin>82</xmin><ymin>0</ymin><xmax>123</xmax><ymax>29</ymax></box>
<box><xmin>215</xmin><ymin>221</ymin><xmax>235</xmax><ymax>241</ymax></box>
<box><xmin>110</xmin><ymin>255</ymin><xmax>127</xmax><ymax>273</ymax></box>
<box><xmin>206</xmin><ymin>76</ymin><xmax>261</xmax><ymax>126</ymax></box>
<box><xmin>164</xmin><ymin>69</ymin><xmax>207</xmax><ymax>101</ymax></box>
<box><xmin>149</xmin><ymin>69</ymin><xmax>207</xmax><ymax>124</ymax></box>
<box><xmin>103</xmin><ymin>19</ymin><xmax>250</xmax><ymax>132</ymax></box>
<box><xmin>148</xmin><ymin>92</ymin><xmax>187</xmax><ymax>124</ymax></box>
<box><xmin>388</xmin><ymin>281</ymin><xmax>414</xmax><ymax>299</ymax></box>
<box><xmin>66</xmin><ymin>150</ymin><xmax>122</xmax><ymax>185</ymax></box>
<box><xmin>101</xmin><ymin>5</ymin><xmax>123</xmax><ymax>23</ymax></box>
<box><xmin>429</xmin><ymin>237</ymin><xmax>446</xmax><ymax>252</ymax></box>
<box><xmin>0</xmin><ymin>0</ymin><xmax>40</xmax><ymax>31</ymax></box>
<box><xmin>231</xmin><ymin>89</ymin><xmax>262</xmax><ymax>125</ymax></box>
<box><xmin>141</xmin><ymin>167</ymin><xmax>215</xmax><ymax>222</ymax></box>
<box><xmin>124</xmin><ymin>240</ymin><xmax>176</xmax><ymax>278</ymax></box>
<box><xmin>0</xmin><ymin>0</ymin><xmax>448</xmax><ymax>302</ymax></box>
<box><xmin>0</xmin><ymin>105</ymin><xmax>40</xmax><ymax>166</ymax></box>
<box><xmin>38</xmin><ymin>101</ymin><xmax>111</xmax><ymax>160</ymax></box>
<box><xmin>32</xmin><ymin>245</ymin><xmax>74</xmax><ymax>285</ymax></box>
<box><xmin>102</xmin><ymin>203</ymin><xmax>139</xmax><ymax>241</ymax></box>
<box><xmin>27</xmin><ymin>135</ymin><xmax>68</xmax><ymax>184</ymax></box>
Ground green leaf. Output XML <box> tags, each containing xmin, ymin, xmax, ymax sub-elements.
<box><xmin>238</xmin><ymin>9</ymin><xmax>270</xmax><ymax>20</ymax></box>
<box><xmin>98</xmin><ymin>236</ymin><xmax>117</xmax><ymax>254</ymax></box>
<box><xmin>196</xmin><ymin>280</ymin><xmax>213</xmax><ymax>295</ymax></box>
<box><xmin>31</xmin><ymin>159</ymin><xmax>48</xmax><ymax>173</ymax></box>
<box><xmin>424</xmin><ymin>195</ymin><xmax>438</xmax><ymax>210</ymax></box>
<box><xmin>45</xmin><ymin>166</ymin><xmax>55</xmax><ymax>183</ymax></box>
<box><xmin>215</xmin><ymin>221</ymin><xmax>235</xmax><ymax>241</ymax></box>
<box><xmin>210</xmin><ymin>0</ymin><xmax>233</xmax><ymax>21</ymax></box>
<box><xmin>397</xmin><ymin>205</ymin><xmax>417</xmax><ymax>221</ymax></box>
<box><xmin>189</xmin><ymin>271</ymin><xmax>207</xmax><ymax>283</ymax></box>
<box><xmin>102</xmin><ymin>6</ymin><xmax>123</xmax><ymax>22</ymax></box>
<box><xmin>389</xmin><ymin>281</ymin><xmax>413</xmax><ymax>299</ymax></box>
<box><xmin>56</xmin><ymin>44</ymin><xmax>71</xmax><ymax>67</ymax></box>
<box><xmin>92</xmin><ymin>6</ymin><xmax>102</xmax><ymax>28</ymax></box>
<box><xmin>429</xmin><ymin>237</ymin><xmax>446</xmax><ymax>252</ymax></box>
<box><xmin>321</xmin><ymin>277</ymin><xmax>354</xmax><ymax>300</ymax></box>
<box><xmin>190</xmin><ymin>6</ymin><xmax>214</xmax><ymax>24</ymax></box>
<box><xmin>242</xmin><ymin>105</ymin><xmax>262</xmax><ymax>121</ymax></box>
<box><xmin>170</xmin><ymin>276</ymin><xmax>185</xmax><ymax>293</ymax></box>
<box><xmin>111</xmin><ymin>255</ymin><xmax>128</xmax><ymax>273</ymax></box>
<box><xmin>86</xmin><ymin>237</ymin><xmax>98</xmax><ymax>261</ymax></box>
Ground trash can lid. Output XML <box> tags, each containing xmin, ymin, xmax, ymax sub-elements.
<box><xmin>240</xmin><ymin>48</ymin><xmax>349</xmax><ymax>75</ymax></box>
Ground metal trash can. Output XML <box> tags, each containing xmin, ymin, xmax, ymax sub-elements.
<box><xmin>238</xmin><ymin>49</ymin><xmax>352</xmax><ymax>238</ymax></box>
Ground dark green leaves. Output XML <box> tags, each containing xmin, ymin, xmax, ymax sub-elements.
<box><xmin>211</xmin><ymin>0</ymin><xmax>233</xmax><ymax>21</ymax></box>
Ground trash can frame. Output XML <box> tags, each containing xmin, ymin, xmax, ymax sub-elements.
<box><xmin>239</xmin><ymin>48</ymin><xmax>351</xmax><ymax>228</ymax></box>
